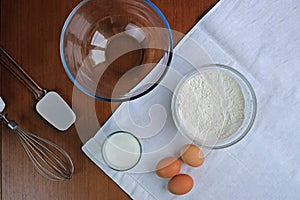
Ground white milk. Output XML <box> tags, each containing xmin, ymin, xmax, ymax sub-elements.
<box><xmin>102</xmin><ymin>132</ymin><xmax>141</xmax><ymax>171</ymax></box>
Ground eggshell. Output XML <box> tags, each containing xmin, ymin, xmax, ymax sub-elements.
<box><xmin>180</xmin><ymin>144</ymin><xmax>204</xmax><ymax>167</ymax></box>
<box><xmin>155</xmin><ymin>157</ymin><xmax>181</xmax><ymax>178</ymax></box>
<box><xmin>168</xmin><ymin>174</ymin><xmax>194</xmax><ymax>195</ymax></box>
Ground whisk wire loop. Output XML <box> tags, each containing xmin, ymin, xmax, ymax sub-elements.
<box><xmin>0</xmin><ymin>113</ymin><xmax>74</xmax><ymax>181</ymax></box>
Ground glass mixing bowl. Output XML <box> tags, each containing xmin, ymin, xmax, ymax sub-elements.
<box><xmin>60</xmin><ymin>0</ymin><xmax>173</xmax><ymax>101</ymax></box>
<box><xmin>171</xmin><ymin>64</ymin><xmax>257</xmax><ymax>149</ymax></box>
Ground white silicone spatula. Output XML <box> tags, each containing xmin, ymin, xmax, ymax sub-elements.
<box><xmin>0</xmin><ymin>48</ymin><xmax>76</xmax><ymax>131</ymax></box>
<box><xmin>0</xmin><ymin>96</ymin><xmax>5</xmax><ymax>113</ymax></box>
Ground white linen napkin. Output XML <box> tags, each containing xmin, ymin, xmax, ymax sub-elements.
<box><xmin>82</xmin><ymin>0</ymin><xmax>300</xmax><ymax>199</ymax></box>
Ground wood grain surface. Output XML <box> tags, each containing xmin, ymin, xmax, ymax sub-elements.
<box><xmin>0</xmin><ymin>0</ymin><xmax>218</xmax><ymax>199</ymax></box>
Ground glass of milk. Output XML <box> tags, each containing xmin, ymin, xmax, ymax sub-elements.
<box><xmin>102</xmin><ymin>131</ymin><xmax>142</xmax><ymax>171</ymax></box>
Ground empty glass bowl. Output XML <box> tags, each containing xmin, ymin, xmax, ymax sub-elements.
<box><xmin>60</xmin><ymin>0</ymin><xmax>173</xmax><ymax>101</ymax></box>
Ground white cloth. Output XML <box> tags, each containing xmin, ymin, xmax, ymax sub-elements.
<box><xmin>82</xmin><ymin>0</ymin><xmax>300</xmax><ymax>199</ymax></box>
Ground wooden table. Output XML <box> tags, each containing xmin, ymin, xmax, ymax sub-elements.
<box><xmin>0</xmin><ymin>0</ymin><xmax>218</xmax><ymax>199</ymax></box>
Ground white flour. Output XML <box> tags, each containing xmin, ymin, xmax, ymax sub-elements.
<box><xmin>177</xmin><ymin>70</ymin><xmax>245</xmax><ymax>141</ymax></box>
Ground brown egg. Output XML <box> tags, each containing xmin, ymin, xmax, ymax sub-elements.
<box><xmin>155</xmin><ymin>157</ymin><xmax>181</xmax><ymax>178</ymax></box>
<box><xmin>168</xmin><ymin>174</ymin><xmax>194</xmax><ymax>195</ymax></box>
<box><xmin>180</xmin><ymin>144</ymin><xmax>204</xmax><ymax>167</ymax></box>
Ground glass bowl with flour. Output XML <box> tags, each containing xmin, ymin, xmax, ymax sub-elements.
<box><xmin>172</xmin><ymin>64</ymin><xmax>257</xmax><ymax>149</ymax></box>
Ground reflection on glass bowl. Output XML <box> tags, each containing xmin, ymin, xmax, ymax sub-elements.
<box><xmin>60</xmin><ymin>0</ymin><xmax>173</xmax><ymax>102</ymax></box>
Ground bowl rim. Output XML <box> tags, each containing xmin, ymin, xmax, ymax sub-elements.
<box><xmin>59</xmin><ymin>0</ymin><xmax>173</xmax><ymax>102</ymax></box>
<box><xmin>171</xmin><ymin>64</ymin><xmax>257</xmax><ymax>149</ymax></box>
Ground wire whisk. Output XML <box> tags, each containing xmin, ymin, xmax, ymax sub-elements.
<box><xmin>0</xmin><ymin>113</ymin><xmax>74</xmax><ymax>181</ymax></box>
